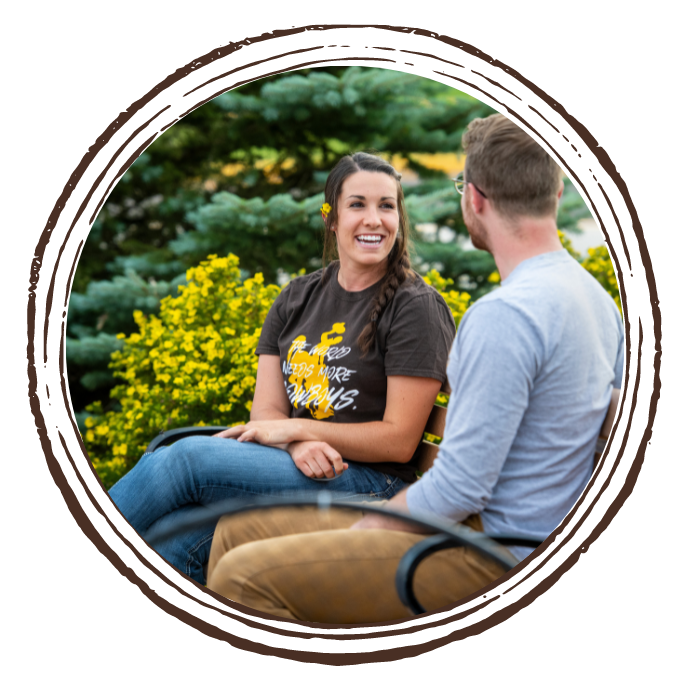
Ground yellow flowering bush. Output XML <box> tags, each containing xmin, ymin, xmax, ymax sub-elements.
<box><xmin>85</xmin><ymin>254</ymin><xmax>280</xmax><ymax>488</ymax></box>
<box><xmin>422</xmin><ymin>269</ymin><xmax>472</xmax><ymax>410</ymax></box>
<box><xmin>422</xmin><ymin>268</ymin><xmax>472</xmax><ymax>328</ymax></box>
<box><xmin>418</xmin><ymin>274</ymin><xmax>479</xmax><ymax>452</ymax></box>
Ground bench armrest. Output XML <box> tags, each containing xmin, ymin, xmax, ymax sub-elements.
<box><xmin>395</xmin><ymin>532</ymin><xmax>543</xmax><ymax>614</ymax></box>
<box><xmin>145</xmin><ymin>426</ymin><xmax>230</xmax><ymax>453</ymax></box>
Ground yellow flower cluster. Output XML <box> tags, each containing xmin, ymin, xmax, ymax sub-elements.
<box><xmin>557</xmin><ymin>230</ymin><xmax>581</xmax><ymax>260</ymax></box>
<box><xmin>581</xmin><ymin>245</ymin><xmax>621</xmax><ymax>313</ymax></box>
<box><xmin>422</xmin><ymin>268</ymin><xmax>472</xmax><ymax>328</ymax></box>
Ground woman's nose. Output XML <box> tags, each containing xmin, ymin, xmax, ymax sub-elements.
<box><xmin>363</xmin><ymin>206</ymin><xmax>381</xmax><ymax>226</ymax></box>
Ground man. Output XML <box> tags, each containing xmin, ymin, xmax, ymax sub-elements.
<box><xmin>205</xmin><ymin>114</ymin><xmax>625</xmax><ymax>623</ymax></box>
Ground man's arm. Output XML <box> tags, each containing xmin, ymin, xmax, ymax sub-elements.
<box><xmin>404</xmin><ymin>300</ymin><xmax>538</xmax><ymax>524</ymax></box>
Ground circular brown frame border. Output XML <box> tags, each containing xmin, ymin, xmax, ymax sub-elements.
<box><xmin>28</xmin><ymin>25</ymin><xmax>661</xmax><ymax>665</ymax></box>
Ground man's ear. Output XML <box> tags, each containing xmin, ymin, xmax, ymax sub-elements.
<box><xmin>557</xmin><ymin>179</ymin><xmax>564</xmax><ymax>200</ymax></box>
<box><xmin>468</xmin><ymin>183</ymin><xmax>486</xmax><ymax>214</ymax></box>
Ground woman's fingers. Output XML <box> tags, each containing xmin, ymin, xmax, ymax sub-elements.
<box><xmin>292</xmin><ymin>442</ymin><xmax>348</xmax><ymax>478</ymax></box>
<box><xmin>236</xmin><ymin>428</ymin><xmax>257</xmax><ymax>443</ymax></box>
<box><xmin>212</xmin><ymin>426</ymin><xmax>246</xmax><ymax>438</ymax></box>
<box><xmin>312</xmin><ymin>451</ymin><xmax>337</xmax><ymax>478</ymax></box>
<box><xmin>321</xmin><ymin>444</ymin><xmax>345</xmax><ymax>476</ymax></box>
<box><xmin>303</xmin><ymin>457</ymin><xmax>324</xmax><ymax>478</ymax></box>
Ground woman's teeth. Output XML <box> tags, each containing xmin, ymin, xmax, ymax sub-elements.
<box><xmin>356</xmin><ymin>235</ymin><xmax>382</xmax><ymax>245</ymax></box>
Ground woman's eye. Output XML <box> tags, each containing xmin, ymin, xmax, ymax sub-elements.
<box><xmin>347</xmin><ymin>201</ymin><xmax>395</xmax><ymax>209</ymax></box>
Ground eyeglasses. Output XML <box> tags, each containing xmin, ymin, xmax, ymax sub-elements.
<box><xmin>453</xmin><ymin>171</ymin><xmax>488</xmax><ymax>199</ymax></box>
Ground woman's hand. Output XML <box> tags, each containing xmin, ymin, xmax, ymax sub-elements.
<box><xmin>287</xmin><ymin>441</ymin><xmax>348</xmax><ymax>479</ymax></box>
<box><xmin>214</xmin><ymin>419</ymin><xmax>309</xmax><ymax>446</ymax></box>
<box><xmin>213</xmin><ymin>421</ymin><xmax>347</xmax><ymax>478</ymax></box>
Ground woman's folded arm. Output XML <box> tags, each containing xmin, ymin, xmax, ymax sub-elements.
<box><xmin>222</xmin><ymin>374</ymin><xmax>442</xmax><ymax>464</ymax></box>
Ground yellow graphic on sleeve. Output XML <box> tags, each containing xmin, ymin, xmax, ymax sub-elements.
<box><xmin>287</xmin><ymin>322</ymin><xmax>346</xmax><ymax>419</ymax></box>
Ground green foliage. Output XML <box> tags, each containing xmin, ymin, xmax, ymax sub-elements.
<box><xmin>66</xmin><ymin>332</ymin><xmax>123</xmax><ymax>393</ymax></box>
<box><xmin>69</xmin><ymin>269</ymin><xmax>184</xmax><ymax>336</ymax></box>
<box><xmin>422</xmin><ymin>269</ymin><xmax>473</xmax><ymax>328</ymax></box>
<box><xmin>68</xmin><ymin>270</ymin><xmax>184</xmax><ymax>407</ymax></box>
<box><xmin>557</xmin><ymin>178</ymin><xmax>594</xmax><ymax>234</ymax></box>
<box><xmin>177</xmin><ymin>192</ymin><xmax>325</xmax><ymax>279</ymax></box>
<box><xmin>212</xmin><ymin>67</ymin><xmax>493</xmax><ymax>192</ymax></box>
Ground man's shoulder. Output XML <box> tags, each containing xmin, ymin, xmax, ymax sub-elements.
<box><xmin>475</xmin><ymin>251</ymin><xmax>619</xmax><ymax>321</ymax></box>
<box><xmin>460</xmin><ymin>295</ymin><xmax>538</xmax><ymax>344</ymax></box>
<box><xmin>459</xmin><ymin>250</ymin><xmax>623</xmax><ymax>367</ymax></box>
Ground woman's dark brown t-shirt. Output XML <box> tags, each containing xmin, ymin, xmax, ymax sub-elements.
<box><xmin>256</xmin><ymin>263</ymin><xmax>456</xmax><ymax>482</ymax></box>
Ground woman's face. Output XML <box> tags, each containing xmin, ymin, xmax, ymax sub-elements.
<box><xmin>333</xmin><ymin>170</ymin><xmax>400</xmax><ymax>277</ymax></box>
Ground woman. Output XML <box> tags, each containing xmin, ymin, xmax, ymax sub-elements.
<box><xmin>109</xmin><ymin>152</ymin><xmax>456</xmax><ymax>584</ymax></box>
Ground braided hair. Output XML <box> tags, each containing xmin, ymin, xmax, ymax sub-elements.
<box><xmin>322</xmin><ymin>152</ymin><xmax>415</xmax><ymax>357</ymax></box>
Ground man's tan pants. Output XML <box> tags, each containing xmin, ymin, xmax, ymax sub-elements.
<box><xmin>207</xmin><ymin>506</ymin><xmax>508</xmax><ymax>624</ymax></box>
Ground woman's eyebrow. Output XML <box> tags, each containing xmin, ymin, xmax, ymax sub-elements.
<box><xmin>345</xmin><ymin>195</ymin><xmax>396</xmax><ymax>200</ymax></box>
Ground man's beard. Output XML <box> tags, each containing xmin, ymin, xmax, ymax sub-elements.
<box><xmin>464</xmin><ymin>204</ymin><xmax>491</xmax><ymax>253</ymax></box>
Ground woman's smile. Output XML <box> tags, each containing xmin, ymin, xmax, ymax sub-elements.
<box><xmin>355</xmin><ymin>234</ymin><xmax>384</xmax><ymax>247</ymax></box>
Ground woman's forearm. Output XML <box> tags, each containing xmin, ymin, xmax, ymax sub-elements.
<box><xmin>248</xmin><ymin>403</ymin><xmax>291</xmax><ymax>451</ymax></box>
<box><xmin>278</xmin><ymin>418</ymin><xmax>420</xmax><ymax>464</ymax></box>
<box><xmin>233</xmin><ymin>373</ymin><xmax>440</xmax><ymax>464</ymax></box>
<box><xmin>250</xmin><ymin>403</ymin><xmax>291</xmax><ymax>422</ymax></box>
<box><xmin>231</xmin><ymin>418</ymin><xmax>418</xmax><ymax>463</ymax></box>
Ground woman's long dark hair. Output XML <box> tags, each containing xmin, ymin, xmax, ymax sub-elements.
<box><xmin>322</xmin><ymin>152</ymin><xmax>415</xmax><ymax>356</ymax></box>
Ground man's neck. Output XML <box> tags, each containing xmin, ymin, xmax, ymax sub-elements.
<box><xmin>490</xmin><ymin>215</ymin><xmax>563</xmax><ymax>281</ymax></box>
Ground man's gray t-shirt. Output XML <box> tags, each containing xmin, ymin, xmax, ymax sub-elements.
<box><xmin>406</xmin><ymin>249</ymin><xmax>624</xmax><ymax>558</ymax></box>
<box><xmin>256</xmin><ymin>263</ymin><xmax>457</xmax><ymax>482</ymax></box>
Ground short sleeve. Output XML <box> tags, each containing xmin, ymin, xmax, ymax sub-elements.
<box><xmin>383</xmin><ymin>291</ymin><xmax>456</xmax><ymax>382</ymax></box>
<box><xmin>255</xmin><ymin>282</ymin><xmax>291</xmax><ymax>356</ymax></box>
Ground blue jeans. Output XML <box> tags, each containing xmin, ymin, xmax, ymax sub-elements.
<box><xmin>109</xmin><ymin>437</ymin><xmax>408</xmax><ymax>584</ymax></box>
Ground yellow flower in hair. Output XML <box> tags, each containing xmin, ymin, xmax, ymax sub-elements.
<box><xmin>320</xmin><ymin>202</ymin><xmax>332</xmax><ymax>215</ymax></box>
